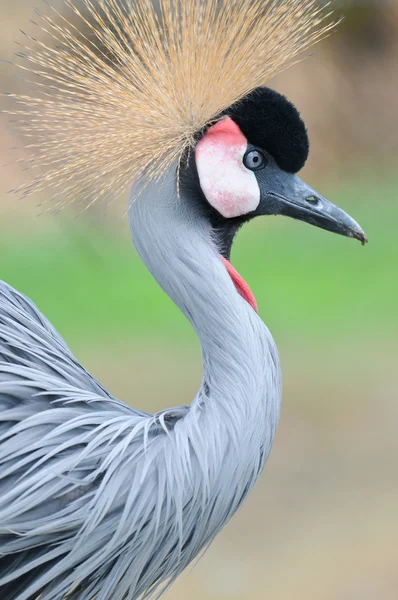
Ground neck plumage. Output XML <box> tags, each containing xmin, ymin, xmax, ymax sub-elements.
<box><xmin>128</xmin><ymin>166</ymin><xmax>281</xmax><ymax>472</ymax></box>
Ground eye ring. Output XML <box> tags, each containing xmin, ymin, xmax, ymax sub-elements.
<box><xmin>243</xmin><ymin>148</ymin><xmax>267</xmax><ymax>171</ymax></box>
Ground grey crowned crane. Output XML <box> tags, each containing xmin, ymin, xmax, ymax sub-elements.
<box><xmin>0</xmin><ymin>1</ymin><xmax>367</xmax><ymax>599</ymax></box>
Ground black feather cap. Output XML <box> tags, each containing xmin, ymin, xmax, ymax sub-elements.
<box><xmin>223</xmin><ymin>87</ymin><xmax>309</xmax><ymax>174</ymax></box>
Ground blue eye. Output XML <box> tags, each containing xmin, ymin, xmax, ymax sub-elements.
<box><xmin>243</xmin><ymin>149</ymin><xmax>267</xmax><ymax>171</ymax></box>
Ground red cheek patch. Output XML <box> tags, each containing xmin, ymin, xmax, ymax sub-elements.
<box><xmin>195</xmin><ymin>117</ymin><xmax>260</xmax><ymax>218</ymax></box>
<box><xmin>200</xmin><ymin>117</ymin><xmax>246</xmax><ymax>145</ymax></box>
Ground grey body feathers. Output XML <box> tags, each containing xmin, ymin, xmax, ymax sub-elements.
<box><xmin>0</xmin><ymin>167</ymin><xmax>281</xmax><ymax>599</ymax></box>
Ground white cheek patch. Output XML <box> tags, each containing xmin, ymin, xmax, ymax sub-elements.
<box><xmin>195</xmin><ymin>117</ymin><xmax>260</xmax><ymax>218</ymax></box>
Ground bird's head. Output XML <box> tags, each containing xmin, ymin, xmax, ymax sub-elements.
<box><xmin>172</xmin><ymin>87</ymin><xmax>367</xmax><ymax>312</ymax></box>
<box><xmin>10</xmin><ymin>0</ymin><xmax>367</xmax><ymax>293</ymax></box>
<box><xmin>181</xmin><ymin>87</ymin><xmax>367</xmax><ymax>265</ymax></box>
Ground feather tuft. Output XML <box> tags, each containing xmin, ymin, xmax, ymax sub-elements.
<box><xmin>6</xmin><ymin>0</ymin><xmax>336</xmax><ymax>208</ymax></box>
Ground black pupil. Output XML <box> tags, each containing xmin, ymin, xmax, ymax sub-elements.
<box><xmin>243</xmin><ymin>148</ymin><xmax>266</xmax><ymax>170</ymax></box>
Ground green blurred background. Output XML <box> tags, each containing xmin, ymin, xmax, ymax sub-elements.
<box><xmin>0</xmin><ymin>1</ymin><xmax>397</xmax><ymax>599</ymax></box>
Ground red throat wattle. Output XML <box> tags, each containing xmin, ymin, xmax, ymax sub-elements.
<box><xmin>221</xmin><ymin>256</ymin><xmax>258</xmax><ymax>313</ymax></box>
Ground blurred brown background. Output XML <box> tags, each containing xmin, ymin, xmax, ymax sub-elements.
<box><xmin>0</xmin><ymin>1</ymin><xmax>397</xmax><ymax>599</ymax></box>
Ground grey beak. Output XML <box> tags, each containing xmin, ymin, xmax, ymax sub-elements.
<box><xmin>257</xmin><ymin>166</ymin><xmax>368</xmax><ymax>245</ymax></box>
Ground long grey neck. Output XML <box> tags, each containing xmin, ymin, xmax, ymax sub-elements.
<box><xmin>128</xmin><ymin>166</ymin><xmax>281</xmax><ymax>444</ymax></box>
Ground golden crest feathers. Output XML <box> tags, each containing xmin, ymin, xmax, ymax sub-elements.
<box><xmin>8</xmin><ymin>0</ymin><xmax>335</xmax><ymax>207</ymax></box>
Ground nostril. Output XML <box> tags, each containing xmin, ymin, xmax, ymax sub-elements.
<box><xmin>305</xmin><ymin>195</ymin><xmax>320</xmax><ymax>205</ymax></box>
